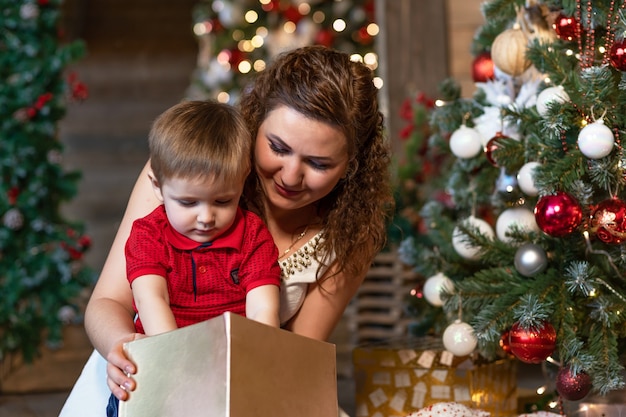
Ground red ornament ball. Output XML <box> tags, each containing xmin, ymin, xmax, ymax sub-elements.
<box><xmin>534</xmin><ymin>192</ymin><xmax>583</xmax><ymax>237</ymax></box>
<box><xmin>509</xmin><ymin>321</ymin><xmax>556</xmax><ymax>364</ymax></box>
<box><xmin>591</xmin><ymin>198</ymin><xmax>626</xmax><ymax>244</ymax></box>
<box><xmin>485</xmin><ymin>132</ymin><xmax>508</xmax><ymax>167</ymax></box>
<box><xmin>472</xmin><ymin>52</ymin><xmax>495</xmax><ymax>82</ymax></box>
<box><xmin>556</xmin><ymin>366</ymin><xmax>592</xmax><ymax>401</ymax></box>
<box><xmin>552</xmin><ymin>13</ymin><xmax>579</xmax><ymax>42</ymax></box>
<box><xmin>610</xmin><ymin>39</ymin><xmax>626</xmax><ymax>71</ymax></box>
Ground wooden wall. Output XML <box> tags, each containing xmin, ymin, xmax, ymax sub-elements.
<box><xmin>378</xmin><ymin>0</ymin><xmax>485</xmax><ymax>152</ymax></box>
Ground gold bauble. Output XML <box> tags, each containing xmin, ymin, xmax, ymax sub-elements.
<box><xmin>491</xmin><ymin>27</ymin><xmax>530</xmax><ymax>76</ymax></box>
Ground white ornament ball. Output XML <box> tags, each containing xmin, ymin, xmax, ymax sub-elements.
<box><xmin>517</xmin><ymin>161</ymin><xmax>541</xmax><ymax>196</ymax></box>
<box><xmin>423</xmin><ymin>273</ymin><xmax>454</xmax><ymax>307</ymax></box>
<box><xmin>496</xmin><ymin>207</ymin><xmax>539</xmax><ymax>242</ymax></box>
<box><xmin>536</xmin><ymin>86</ymin><xmax>570</xmax><ymax>117</ymax></box>
<box><xmin>577</xmin><ymin>120</ymin><xmax>615</xmax><ymax>159</ymax></box>
<box><xmin>452</xmin><ymin>216</ymin><xmax>495</xmax><ymax>260</ymax></box>
<box><xmin>443</xmin><ymin>320</ymin><xmax>478</xmax><ymax>356</ymax></box>
<box><xmin>449</xmin><ymin>125</ymin><xmax>484</xmax><ymax>159</ymax></box>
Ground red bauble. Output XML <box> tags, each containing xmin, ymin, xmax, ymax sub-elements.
<box><xmin>485</xmin><ymin>132</ymin><xmax>508</xmax><ymax>167</ymax></box>
<box><xmin>609</xmin><ymin>39</ymin><xmax>626</xmax><ymax>71</ymax></box>
<box><xmin>534</xmin><ymin>192</ymin><xmax>583</xmax><ymax>237</ymax></box>
<box><xmin>315</xmin><ymin>29</ymin><xmax>334</xmax><ymax>48</ymax></box>
<box><xmin>508</xmin><ymin>321</ymin><xmax>556</xmax><ymax>364</ymax></box>
<box><xmin>472</xmin><ymin>52</ymin><xmax>495</xmax><ymax>82</ymax></box>
<box><xmin>552</xmin><ymin>13</ymin><xmax>579</xmax><ymax>42</ymax></box>
<box><xmin>591</xmin><ymin>198</ymin><xmax>626</xmax><ymax>244</ymax></box>
<box><xmin>556</xmin><ymin>366</ymin><xmax>592</xmax><ymax>401</ymax></box>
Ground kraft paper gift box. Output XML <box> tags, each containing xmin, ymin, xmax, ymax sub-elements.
<box><xmin>353</xmin><ymin>337</ymin><xmax>517</xmax><ymax>417</ymax></box>
<box><xmin>119</xmin><ymin>312</ymin><xmax>338</xmax><ymax>417</ymax></box>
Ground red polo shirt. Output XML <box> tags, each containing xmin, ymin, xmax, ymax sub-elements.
<box><xmin>126</xmin><ymin>205</ymin><xmax>280</xmax><ymax>333</ymax></box>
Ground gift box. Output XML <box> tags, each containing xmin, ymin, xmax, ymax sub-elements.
<box><xmin>119</xmin><ymin>312</ymin><xmax>338</xmax><ymax>417</ymax></box>
<box><xmin>353</xmin><ymin>337</ymin><xmax>517</xmax><ymax>417</ymax></box>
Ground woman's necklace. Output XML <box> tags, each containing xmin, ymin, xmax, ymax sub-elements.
<box><xmin>278</xmin><ymin>225</ymin><xmax>309</xmax><ymax>260</ymax></box>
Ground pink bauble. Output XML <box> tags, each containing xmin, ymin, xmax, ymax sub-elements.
<box><xmin>509</xmin><ymin>321</ymin><xmax>556</xmax><ymax>364</ymax></box>
<box><xmin>591</xmin><ymin>198</ymin><xmax>626</xmax><ymax>244</ymax></box>
<box><xmin>534</xmin><ymin>192</ymin><xmax>583</xmax><ymax>237</ymax></box>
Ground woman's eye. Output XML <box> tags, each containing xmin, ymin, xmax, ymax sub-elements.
<box><xmin>308</xmin><ymin>160</ymin><xmax>330</xmax><ymax>171</ymax></box>
<box><xmin>269</xmin><ymin>141</ymin><xmax>288</xmax><ymax>155</ymax></box>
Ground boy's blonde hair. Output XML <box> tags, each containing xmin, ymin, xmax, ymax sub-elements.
<box><xmin>149</xmin><ymin>100</ymin><xmax>251</xmax><ymax>185</ymax></box>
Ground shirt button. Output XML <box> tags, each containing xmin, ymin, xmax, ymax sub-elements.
<box><xmin>198</xmin><ymin>266</ymin><xmax>207</xmax><ymax>273</ymax></box>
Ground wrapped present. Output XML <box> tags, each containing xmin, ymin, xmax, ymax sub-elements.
<box><xmin>353</xmin><ymin>337</ymin><xmax>517</xmax><ymax>417</ymax></box>
<box><xmin>119</xmin><ymin>313</ymin><xmax>338</xmax><ymax>417</ymax></box>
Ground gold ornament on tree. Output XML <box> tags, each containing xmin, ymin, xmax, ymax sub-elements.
<box><xmin>490</xmin><ymin>6</ymin><xmax>538</xmax><ymax>76</ymax></box>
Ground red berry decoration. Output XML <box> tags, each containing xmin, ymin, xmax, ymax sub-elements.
<box><xmin>509</xmin><ymin>321</ymin><xmax>556</xmax><ymax>364</ymax></box>
<box><xmin>609</xmin><ymin>38</ymin><xmax>626</xmax><ymax>71</ymax></box>
<box><xmin>534</xmin><ymin>191</ymin><xmax>583</xmax><ymax>237</ymax></box>
<box><xmin>556</xmin><ymin>366</ymin><xmax>592</xmax><ymax>401</ymax></box>
<box><xmin>590</xmin><ymin>198</ymin><xmax>626</xmax><ymax>244</ymax></box>
<box><xmin>472</xmin><ymin>52</ymin><xmax>495</xmax><ymax>82</ymax></box>
<box><xmin>485</xmin><ymin>132</ymin><xmax>508</xmax><ymax>167</ymax></box>
<box><xmin>552</xmin><ymin>13</ymin><xmax>579</xmax><ymax>42</ymax></box>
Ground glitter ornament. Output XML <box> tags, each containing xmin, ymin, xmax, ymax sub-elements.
<box><xmin>496</xmin><ymin>207</ymin><xmax>539</xmax><ymax>242</ymax></box>
<box><xmin>534</xmin><ymin>192</ymin><xmax>583</xmax><ymax>237</ymax></box>
<box><xmin>3</xmin><ymin>208</ymin><xmax>24</xmax><ymax>230</ymax></box>
<box><xmin>556</xmin><ymin>366</ymin><xmax>592</xmax><ymax>401</ymax></box>
<box><xmin>442</xmin><ymin>320</ymin><xmax>478</xmax><ymax>357</ymax></box>
<box><xmin>536</xmin><ymin>86</ymin><xmax>570</xmax><ymax>117</ymax></box>
<box><xmin>452</xmin><ymin>216</ymin><xmax>495</xmax><ymax>260</ymax></box>
<box><xmin>472</xmin><ymin>52</ymin><xmax>495</xmax><ymax>82</ymax></box>
<box><xmin>609</xmin><ymin>38</ymin><xmax>626</xmax><ymax>71</ymax></box>
<box><xmin>590</xmin><ymin>198</ymin><xmax>626</xmax><ymax>244</ymax></box>
<box><xmin>514</xmin><ymin>243</ymin><xmax>548</xmax><ymax>277</ymax></box>
<box><xmin>552</xmin><ymin>13</ymin><xmax>579</xmax><ymax>41</ymax></box>
<box><xmin>449</xmin><ymin>125</ymin><xmax>483</xmax><ymax>159</ymax></box>
<box><xmin>509</xmin><ymin>320</ymin><xmax>557</xmax><ymax>364</ymax></box>
<box><xmin>577</xmin><ymin>119</ymin><xmax>615</xmax><ymax>159</ymax></box>
<box><xmin>517</xmin><ymin>161</ymin><xmax>541</xmax><ymax>196</ymax></box>
<box><xmin>423</xmin><ymin>272</ymin><xmax>454</xmax><ymax>307</ymax></box>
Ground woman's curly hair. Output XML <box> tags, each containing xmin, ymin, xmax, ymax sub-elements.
<box><xmin>239</xmin><ymin>45</ymin><xmax>394</xmax><ymax>280</ymax></box>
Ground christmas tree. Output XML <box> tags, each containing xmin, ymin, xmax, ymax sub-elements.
<box><xmin>397</xmin><ymin>0</ymin><xmax>626</xmax><ymax>402</ymax></box>
<box><xmin>186</xmin><ymin>0</ymin><xmax>378</xmax><ymax>103</ymax></box>
<box><xmin>1</xmin><ymin>0</ymin><xmax>94</xmax><ymax>361</ymax></box>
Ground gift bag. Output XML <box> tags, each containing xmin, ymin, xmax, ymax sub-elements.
<box><xmin>119</xmin><ymin>312</ymin><xmax>338</xmax><ymax>417</ymax></box>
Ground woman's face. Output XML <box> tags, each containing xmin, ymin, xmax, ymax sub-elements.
<box><xmin>254</xmin><ymin>105</ymin><xmax>349</xmax><ymax>213</ymax></box>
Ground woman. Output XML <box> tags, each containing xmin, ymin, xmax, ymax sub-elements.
<box><xmin>60</xmin><ymin>45</ymin><xmax>393</xmax><ymax>415</ymax></box>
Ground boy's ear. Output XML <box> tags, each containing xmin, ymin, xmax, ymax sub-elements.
<box><xmin>147</xmin><ymin>170</ymin><xmax>165</xmax><ymax>202</ymax></box>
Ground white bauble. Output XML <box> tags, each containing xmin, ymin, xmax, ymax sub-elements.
<box><xmin>452</xmin><ymin>216</ymin><xmax>495</xmax><ymax>260</ymax></box>
<box><xmin>517</xmin><ymin>161</ymin><xmax>541</xmax><ymax>196</ymax></box>
<box><xmin>449</xmin><ymin>126</ymin><xmax>483</xmax><ymax>159</ymax></box>
<box><xmin>536</xmin><ymin>86</ymin><xmax>569</xmax><ymax>116</ymax></box>
<box><xmin>423</xmin><ymin>273</ymin><xmax>454</xmax><ymax>307</ymax></box>
<box><xmin>496</xmin><ymin>207</ymin><xmax>539</xmax><ymax>242</ymax></box>
<box><xmin>443</xmin><ymin>320</ymin><xmax>478</xmax><ymax>356</ymax></box>
<box><xmin>577</xmin><ymin>120</ymin><xmax>615</xmax><ymax>159</ymax></box>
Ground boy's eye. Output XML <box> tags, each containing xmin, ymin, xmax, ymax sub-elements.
<box><xmin>215</xmin><ymin>199</ymin><xmax>233</xmax><ymax>205</ymax></box>
<box><xmin>177</xmin><ymin>200</ymin><xmax>197</xmax><ymax>207</ymax></box>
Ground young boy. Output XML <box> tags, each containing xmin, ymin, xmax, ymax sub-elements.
<box><xmin>106</xmin><ymin>100</ymin><xmax>280</xmax><ymax>416</ymax></box>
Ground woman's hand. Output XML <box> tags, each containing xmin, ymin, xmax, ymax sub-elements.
<box><xmin>106</xmin><ymin>333</ymin><xmax>145</xmax><ymax>401</ymax></box>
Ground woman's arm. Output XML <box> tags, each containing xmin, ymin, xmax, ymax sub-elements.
<box><xmin>83</xmin><ymin>161</ymin><xmax>161</xmax><ymax>399</ymax></box>
<box><xmin>284</xmin><ymin>268</ymin><xmax>366</xmax><ymax>341</ymax></box>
